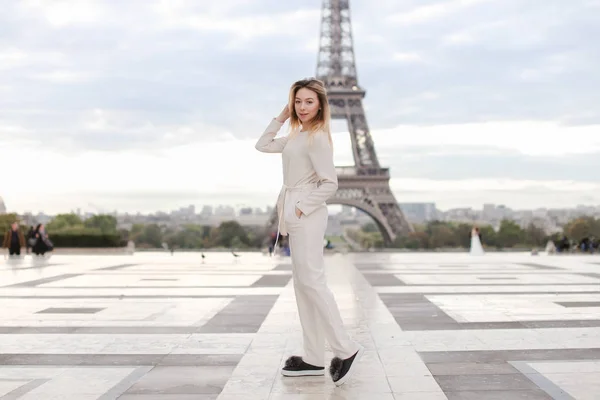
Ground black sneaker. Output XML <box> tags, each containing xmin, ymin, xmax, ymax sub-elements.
<box><xmin>281</xmin><ymin>356</ymin><xmax>325</xmax><ymax>377</ymax></box>
<box><xmin>329</xmin><ymin>345</ymin><xmax>364</xmax><ymax>386</ymax></box>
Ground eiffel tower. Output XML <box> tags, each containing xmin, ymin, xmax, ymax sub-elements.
<box><xmin>267</xmin><ymin>0</ymin><xmax>414</xmax><ymax>246</ymax></box>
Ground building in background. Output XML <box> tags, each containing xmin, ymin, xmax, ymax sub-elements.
<box><xmin>399</xmin><ymin>203</ymin><xmax>439</xmax><ymax>223</ymax></box>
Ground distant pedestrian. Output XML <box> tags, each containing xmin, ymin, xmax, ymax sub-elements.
<box><xmin>2</xmin><ymin>221</ymin><xmax>26</xmax><ymax>256</ymax></box>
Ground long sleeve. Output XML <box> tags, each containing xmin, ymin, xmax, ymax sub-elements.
<box><xmin>255</xmin><ymin>118</ymin><xmax>289</xmax><ymax>153</ymax></box>
<box><xmin>296</xmin><ymin>132</ymin><xmax>338</xmax><ymax>216</ymax></box>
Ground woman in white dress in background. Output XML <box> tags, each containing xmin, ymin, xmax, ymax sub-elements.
<box><xmin>470</xmin><ymin>226</ymin><xmax>485</xmax><ymax>255</ymax></box>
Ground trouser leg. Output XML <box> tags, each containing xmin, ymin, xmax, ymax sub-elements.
<box><xmin>288</xmin><ymin>205</ymin><xmax>358</xmax><ymax>362</ymax></box>
<box><xmin>290</xmin><ymin>262</ymin><xmax>324</xmax><ymax>366</ymax></box>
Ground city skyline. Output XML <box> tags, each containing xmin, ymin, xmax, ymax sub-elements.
<box><xmin>4</xmin><ymin>196</ymin><xmax>600</xmax><ymax>218</ymax></box>
<box><xmin>2</xmin><ymin>1</ymin><xmax>599</xmax><ymax>214</ymax></box>
<box><xmin>7</xmin><ymin>200</ymin><xmax>598</xmax><ymax>241</ymax></box>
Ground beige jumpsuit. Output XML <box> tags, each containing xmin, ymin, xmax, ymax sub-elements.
<box><xmin>255</xmin><ymin>118</ymin><xmax>359</xmax><ymax>366</ymax></box>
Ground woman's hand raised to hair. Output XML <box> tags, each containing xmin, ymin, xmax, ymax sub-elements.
<box><xmin>276</xmin><ymin>104</ymin><xmax>290</xmax><ymax>123</ymax></box>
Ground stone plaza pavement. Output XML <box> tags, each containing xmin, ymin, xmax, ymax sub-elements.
<box><xmin>1</xmin><ymin>251</ymin><xmax>599</xmax><ymax>399</ymax></box>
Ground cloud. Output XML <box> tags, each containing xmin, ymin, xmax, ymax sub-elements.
<box><xmin>1</xmin><ymin>0</ymin><xmax>598</xmax><ymax>213</ymax></box>
<box><xmin>392</xmin><ymin>52</ymin><xmax>425</xmax><ymax>64</ymax></box>
<box><xmin>351</xmin><ymin>0</ymin><xmax>600</xmax><ymax>127</ymax></box>
<box><xmin>3</xmin><ymin>119</ymin><xmax>600</xmax><ymax>214</ymax></box>
<box><xmin>2</xmin><ymin>0</ymin><xmax>598</xmax><ymax>152</ymax></box>
<box><xmin>387</xmin><ymin>0</ymin><xmax>492</xmax><ymax>26</ymax></box>
<box><xmin>18</xmin><ymin>0</ymin><xmax>112</xmax><ymax>27</ymax></box>
<box><xmin>1</xmin><ymin>1</ymin><xmax>326</xmax><ymax>152</ymax></box>
<box><xmin>330</xmin><ymin>120</ymin><xmax>600</xmax><ymax>183</ymax></box>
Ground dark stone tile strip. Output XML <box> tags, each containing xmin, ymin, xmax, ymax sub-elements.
<box><xmin>5</xmin><ymin>291</ymin><xmax>599</xmax><ymax>300</ymax></box>
<box><xmin>399</xmin><ymin>320</ymin><xmax>600</xmax><ymax>330</ymax></box>
<box><xmin>377</xmin><ymin>292</ymin><xmax>600</xmax><ymax>295</ymax></box>
<box><xmin>4</xmin><ymin>321</ymin><xmax>427</xmax><ymax>333</ymax></box>
<box><xmin>0</xmin><ymin>295</ymin><xmax>269</xmax><ymax>299</ymax></box>
<box><xmin>420</xmin><ymin>349</ymin><xmax>600</xmax><ymax>400</ymax></box>
<box><xmin>518</xmin><ymin>263</ymin><xmax>565</xmax><ymax>270</ymax></box>
<box><xmin>250</xmin><ymin>275</ymin><xmax>292</xmax><ymax>287</ymax></box>
<box><xmin>118</xmin><ymin>395</ymin><xmax>216</xmax><ymax>400</ymax></box>
<box><xmin>397</xmin><ymin>283</ymin><xmax>600</xmax><ymax>286</ymax></box>
<box><xmin>121</xmin><ymin>366</ymin><xmax>234</xmax><ymax>396</ymax></box>
<box><xmin>555</xmin><ymin>301</ymin><xmax>600</xmax><ymax>308</ymax></box>
<box><xmin>520</xmin><ymin>320</ymin><xmax>600</xmax><ymax>328</ymax></box>
<box><xmin>477</xmin><ymin>277</ymin><xmax>518</xmax><ymax>280</ymax></box>
<box><xmin>95</xmin><ymin>263</ymin><xmax>139</xmax><ymax>271</ymax></box>
<box><xmin>419</xmin><ymin>348</ymin><xmax>600</xmax><ymax>364</ymax></box>
<box><xmin>378</xmin><ymin>293</ymin><xmax>600</xmax><ymax>330</ymax></box>
<box><xmin>273</xmin><ymin>264</ymin><xmax>292</xmax><ymax>271</ymax></box>
<box><xmin>97</xmin><ymin>366</ymin><xmax>154</xmax><ymax>400</ymax></box>
<box><xmin>4</xmin><ymin>273</ymin><xmax>83</xmax><ymax>288</ymax></box>
<box><xmin>36</xmin><ymin>307</ymin><xmax>104</xmax><ymax>314</ymax></box>
<box><xmin>577</xmin><ymin>272</ymin><xmax>600</xmax><ymax>279</ymax></box>
<box><xmin>0</xmin><ymin>379</ymin><xmax>49</xmax><ymax>400</ymax></box>
<box><xmin>435</xmin><ymin>373</ymin><xmax>544</xmax><ymax>392</ymax></box>
<box><xmin>358</xmin><ymin>271</ymin><xmax>600</xmax><ymax>285</ymax></box>
<box><xmin>354</xmin><ymin>263</ymin><xmax>386</xmax><ymax>270</ymax></box>
<box><xmin>362</xmin><ymin>273</ymin><xmax>406</xmax><ymax>286</ymax></box>
<box><xmin>378</xmin><ymin>293</ymin><xmax>458</xmax><ymax>329</ymax></box>
<box><xmin>0</xmin><ymin>327</ymin><xmax>195</xmax><ymax>334</ymax></box>
<box><xmin>357</xmin><ymin>271</ymin><xmax>594</xmax><ymax>275</ymax></box>
<box><xmin>90</xmin><ymin>271</ymin><xmax>286</xmax><ymax>275</ymax></box>
<box><xmin>444</xmin><ymin>389</ymin><xmax>554</xmax><ymax>399</ymax></box>
<box><xmin>427</xmin><ymin>362</ymin><xmax>521</xmax><ymax>375</ymax></box>
<box><xmin>37</xmin><ymin>286</ymin><xmax>290</xmax><ymax>289</ymax></box>
<box><xmin>510</xmin><ymin>361</ymin><xmax>577</xmax><ymax>400</ymax></box>
<box><xmin>0</xmin><ymin>354</ymin><xmax>242</xmax><ymax>366</ymax></box>
<box><xmin>141</xmin><ymin>279</ymin><xmax>178</xmax><ymax>281</ymax></box>
<box><xmin>196</xmin><ymin>295</ymin><xmax>279</xmax><ymax>333</ymax></box>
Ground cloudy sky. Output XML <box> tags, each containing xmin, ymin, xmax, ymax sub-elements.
<box><xmin>1</xmin><ymin>0</ymin><xmax>599</xmax><ymax>215</ymax></box>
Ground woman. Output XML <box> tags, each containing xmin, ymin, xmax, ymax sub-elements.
<box><xmin>255</xmin><ymin>78</ymin><xmax>363</xmax><ymax>386</ymax></box>
<box><xmin>470</xmin><ymin>226</ymin><xmax>485</xmax><ymax>255</ymax></box>
<box><xmin>32</xmin><ymin>224</ymin><xmax>53</xmax><ymax>256</ymax></box>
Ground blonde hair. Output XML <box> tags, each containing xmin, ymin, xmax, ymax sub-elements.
<box><xmin>287</xmin><ymin>78</ymin><xmax>333</xmax><ymax>146</ymax></box>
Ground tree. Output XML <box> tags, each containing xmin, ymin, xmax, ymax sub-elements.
<box><xmin>524</xmin><ymin>223</ymin><xmax>547</xmax><ymax>246</ymax></box>
<box><xmin>139</xmin><ymin>224</ymin><xmax>163</xmax><ymax>248</ymax></box>
<box><xmin>394</xmin><ymin>231</ymin><xmax>429</xmax><ymax>249</ymax></box>
<box><xmin>364</xmin><ymin>231</ymin><xmax>384</xmax><ymax>248</ymax></box>
<box><xmin>496</xmin><ymin>219</ymin><xmax>524</xmax><ymax>248</ymax></box>
<box><xmin>453</xmin><ymin>223</ymin><xmax>473</xmax><ymax>248</ymax></box>
<box><xmin>478</xmin><ymin>225</ymin><xmax>497</xmax><ymax>248</ymax></box>
<box><xmin>230</xmin><ymin>236</ymin><xmax>243</xmax><ymax>249</ymax></box>
<box><xmin>117</xmin><ymin>228</ymin><xmax>130</xmax><ymax>243</ymax></box>
<box><xmin>171</xmin><ymin>225</ymin><xmax>206</xmax><ymax>249</ymax></box>
<box><xmin>129</xmin><ymin>224</ymin><xmax>145</xmax><ymax>242</ymax></box>
<box><xmin>428</xmin><ymin>224</ymin><xmax>457</xmax><ymax>248</ymax></box>
<box><xmin>47</xmin><ymin>213</ymin><xmax>83</xmax><ymax>232</ymax></box>
<box><xmin>84</xmin><ymin>215</ymin><xmax>117</xmax><ymax>234</ymax></box>
<box><xmin>215</xmin><ymin>221</ymin><xmax>249</xmax><ymax>248</ymax></box>
<box><xmin>563</xmin><ymin>217</ymin><xmax>600</xmax><ymax>240</ymax></box>
<box><xmin>361</xmin><ymin>222</ymin><xmax>378</xmax><ymax>233</ymax></box>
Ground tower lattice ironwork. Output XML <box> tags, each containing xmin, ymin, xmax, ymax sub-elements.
<box><xmin>266</xmin><ymin>0</ymin><xmax>414</xmax><ymax>246</ymax></box>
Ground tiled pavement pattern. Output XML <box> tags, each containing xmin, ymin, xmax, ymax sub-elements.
<box><xmin>1</xmin><ymin>252</ymin><xmax>599</xmax><ymax>399</ymax></box>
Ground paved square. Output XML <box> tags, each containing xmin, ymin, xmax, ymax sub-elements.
<box><xmin>1</xmin><ymin>251</ymin><xmax>599</xmax><ymax>399</ymax></box>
